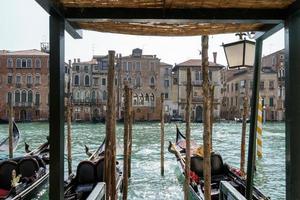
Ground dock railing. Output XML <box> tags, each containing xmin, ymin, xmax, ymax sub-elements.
<box><xmin>219</xmin><ymin>181</ymin><xmax>246</xmax><ymax>200</ymax></box>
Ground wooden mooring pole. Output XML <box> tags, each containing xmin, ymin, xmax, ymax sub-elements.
<box><xmin>104</xmin><ymin>50</ymin><xmax>117</xmax><ymax>200</ymax></box>
<box><xmin>184</xmin><ymin>68</ymin><xmax>192</xmax><ymax>200</ymax></box>
<box><xmin>160</xmin><ymin>93</ymin><xmax>165</xmax><ymax>176</ymax></box>
<box><xmin>240</xmin><ymin>96</ymin><xmax>248</xmax><ymax>175</ymax></box>
<box><xmin>202</xmin><ymin>35</ymin><xmax>212</xmax><ymax>200</ymax></box>
<box><xmin>67</xmin><ymin>68</ymin><xmax>72</xmax><ymax>175</ymax></box>
<box><xmin>123</xmin><ymin>85</ymin><xmax>130</xmax><ymax>200</ymax></box>
<box><xmin>8</xmin><ymin>103</ymin><xmax>14</xmax><ymax>158</ymax></box>
<box><xmin>128</xmin><ymin>88</ymin><xmax>133</xmax><ymax>178</ymax></box>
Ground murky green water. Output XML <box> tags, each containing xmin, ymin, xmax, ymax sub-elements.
<box><xmin>0</xmin><ymin>122</ymin><xmax>285</xmax><ymax>199</ymax></box>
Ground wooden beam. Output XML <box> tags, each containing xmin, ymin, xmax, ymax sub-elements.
<box><xmin>49</xmin><ymin>13</ymin><xmax>65</xmax><ymax>200</ymax></box>
<box><xmin>35</xmin><ymin>0</ymin><xmax>82</xmax><ymax>39</ymax></box>
<box><xmin>65</xmin><ymin>7</ymin><xmax>285</xmax><ymax>24</ymax></box>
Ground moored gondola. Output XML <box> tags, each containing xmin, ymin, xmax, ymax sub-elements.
<box><xmin>0</xmin><ymin>120</ymin><xmax>20</xmax><ymax>152</ymax></box>
<box><xmin>64</xmin><ymin>138</ymin><xmax>123</xmax><ymax>200</ymax></box>
<box><xmin>168</xmin><ymin>126</ymin><xmax>270</xmax><ymax>200</ymax></box>
<box><xmin>0</xmin><ymin>140</ymin><xmax>49</xmax><ymax>199</ymax></box>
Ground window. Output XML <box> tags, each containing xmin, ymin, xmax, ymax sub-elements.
<box><xmin>260</xmin><ymin>81</ymin><xmax>264</xmax><ymax>90</ymax></box>
<box><xmin>75</xmin><ymin>65</ymin><xmax>80</xmax><ymax>72</ymax></box>
<box><xmin>123</xmin><ymin>62</ymin><xmax>127</xmax><ymax>71</ymax></box>
<box><xmin>15</xmin><ymin>91</ymin><xmax>20</xmax><ymax>103</ymax></box>
<box><xmin>235</xmin><ymin>96</ymin><xmax>238</xmax><ymax>106</ymax></box>
<box><xmin>35</xmin><ymin>59</ymin><xmax>41</xmax><ymax>68</ymax></box>
<box><xmin>133</xmin><ymin>93</ymin><xmax>138</xmax><ymax>105</ymax></box>
<box><xmin>164</xmin><ymin>80</ymin><xmax>170</xmax><ymax>87</ymax></box>
<box><xmin>7</xmin><ymin>58</ymin><xmax>13</xmax><ymax>68</ymax></box>
<box><xmin>139</xmin><ymin>94</ymin><xmax>144</xmax><ymax>105</ymax></box>
<box><xmin>165</xmin><ymin>93</ymin><xmax>169</xmax><ymax>99</ymax></box>
<box><xmin>240</xmin><ymin>80</ymin><xmax>246</xmax><ymax>88</ymax></box>
<box><xmin>145</xmin><ymin>93</ymin><xmax>149</xmax><ymax>102</ymax></box>
<box><xmin>93</xmin><ymin>78</ymin><xmax>99</xmax><ymax>86</ymax></box>
<box><xmin>74</xmin><ymin>75</ymin><xmax>79</xmax><ymax>85</ymax></box>
<box><xmin>28</xmin><ymin>91</ymin><xmax>33</xmax><ymax>103</ymax></box>
<box><xmin>7</xmin><ymin>75</ymin><xmax>13</xmax><ymax>84</ymax></box>
<box><xmin>195</xmin><ymin>71</ymin><xmax>202</xmax><ymax>81</ymax></box>
<box><xmin>136</xmin><ymin>77</ymin><xmax>141</xmax><ymax>87</ymax></box>
<box><xmin>84</xmin><ymin>66</ymin><xmax>89</xmax><ymax>72</ymax></box>
<box><xmin>128</xmin><ymin>77</ymin><xmax>132</xmax><ymax>84</ymax></box>
<box><xmin>231</xmin><ymin>83</ymin><xmax>233</xmax><ymax>92</ymax></box>
<box><xmin>103</xmin><ymin>91</ymin><xmax>107</xmax><ymax>101</ymax></box>
<box><xmin>269</xmin><ymin>81</ymin><xmax>274</xmax><ymax>89</ymax></box>
<box><xmin>27</xmin><ymin>75</ymin><xmax>32</xmax><ymax>84</ymax></box>
<box><xmin>35</xmin><ymin>74</ymin><xmax>40</xmax><ymax>84</ymax></box>
<box><xmin>35</xmin><ymin>93</ymin><xmax>40</xmax><ymax>105</ymax></box>
<box><xmin>136</xmin><ymin>62</ymin><xmax>141</xmax><ymax>71</ymax></box>
<box><xmin>102</xmin><ymin>78</ymin><xmax>106</xmax><ymax>86</ymax></box>
<box><xmin>235</xmin><ymin>83</ymin><xmax>239</xmax><ymax>91</ymax></box>
<box><xmin>16</xmin><ymin>75</ymin><xmax>21</xmax><ymax>84</ymax></box>
<box><xmin>92</xmin><ymin>91</ymin><xmax>96</xmax><ymax>101</ymax></box>
<box><xmin>21</xmin><ymin>90</ymin><xmax>27</xmax><ymax>103</ymax></box>
<box><xmin>7</xmin><ymin>92</ymin><xmax>12</xmax><ymax>104</ymax></box>
<box><xmin>150</xmin><ymin>77</ymin><xmax>155</xmax><ymax>85</ymax></box>
<box><xmin>16</xmin><ymin>59</ymin><xmax>21</xmax><ymax>68</ymax></box>
<box><xmin>22</xmin><ymin>59</ymin><xmax>27</xmax><ymax>68</ymax></box>
<box><xmin>128</xmin><ymin>62</ymin><xmax>132</xmax><ymax>71</ymax></box>
<box><xmin>270</xmin><ymin>97</ymin><xmax>274</xmax><ymax>107</ymax></box>
<box><xmin>84</xmin><ymin>75</ymin><xmax>90</xmax><ymax>86</ymax></box>
<box><xmin>27</xmin><ymin>59</ymin><xmax>32</xmax><ymax>68</ymax></box>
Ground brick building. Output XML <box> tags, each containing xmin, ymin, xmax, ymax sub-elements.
<box><xmin>0</xmin><ymin>49</ymin><xmax>49</xmax><ymax>121</ymax></box>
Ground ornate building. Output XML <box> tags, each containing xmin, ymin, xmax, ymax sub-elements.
<box><xmin>0</xmin><ymin>49</ymin><xmax>49</xmax><ymax>121</ymax></box>
<box><xmin>172</xmin><ymin>53</ymin><xmax>224</xmax><ymax>122</ymax></box>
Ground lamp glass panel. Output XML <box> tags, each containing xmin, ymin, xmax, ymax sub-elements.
<box><xmin>244</xmin><ymin>42</ymin><xmax>255</xmax><ymax>66</ymax></box>
<box><xmin>224</xmin><ymin>42</ymin><xmax>244</xmax><ymax>68</ymax></box>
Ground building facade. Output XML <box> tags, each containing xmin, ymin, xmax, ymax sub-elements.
<box><xmin>172</xmin><ymin>55</ymin><xmax>224</xmax><ymax>122</ymax></box>
<box><xmin>220</xmin><ymin>67</ymin><xmax>281</xmax><ymax>121</ymax></box>
<box><xmin>0</xmin><ymin>49</ymin><xmax>49</xmax><ymax>121</ymax></box>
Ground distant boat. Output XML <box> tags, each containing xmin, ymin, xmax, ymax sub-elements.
<box><xmin>168</xmin><ymin>126</ymin><xmax>269</xmax><ymax>200</ymax></box>
<box><xmin>0</xmin><ymin>120</ymin><xmax>20</xmax><ymax>152</ymax></box>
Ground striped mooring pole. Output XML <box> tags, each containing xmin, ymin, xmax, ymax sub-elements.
<box><xmin>257</xmin><ymin>97</ymin><xmax>263</xmax><ymax>159</ymax></box>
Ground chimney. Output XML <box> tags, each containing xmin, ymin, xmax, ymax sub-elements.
<box><xmin>77</xmin><ymin>58</ymin><xmax>80</xmax><ymax>63</ymax></box>
<box><xmin>68</xmin><ymin>60</ymin><xmax>72</xmax><ymax>67</ymax></box>
<box><xmin>213</xmin><ymin>52</ymin><xmax>217</xmax><ymax>63</ymax></box>
<box><xmin>74</xmin><ymin>58</ymin><xmax>76</xmax><ymax>63</ymax></box>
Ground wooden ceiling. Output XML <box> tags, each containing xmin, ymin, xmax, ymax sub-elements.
<box><xmin>51</xmin><ymin>0</ymin><xmax>295</xmax><ymax>36</ymax></box>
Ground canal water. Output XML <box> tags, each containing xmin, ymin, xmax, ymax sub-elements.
<box><xmin>0</xmin><ymin>122</ymin><xmax>285</xmax><ymax>199</ymax></box>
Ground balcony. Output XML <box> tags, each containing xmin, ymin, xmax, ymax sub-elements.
<box><xmin>16</xmin><ymin>83</ymin><xmax>21</xmax><ymax>88</ymax></box>
<box><xmin>14</xmin><ymin>102</ymin><xmax>34</xmax><ymax>107</ymax></box>
<box><xmin>27</xmin><ymin>83</ymin><xmax>33</xmax><ymax>88</ymax></box>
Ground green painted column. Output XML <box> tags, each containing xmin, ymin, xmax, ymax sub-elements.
<box><xmin>285</xmin><ymin>9</ymin><xmax>300</xmax><ymax>200</ymax></box>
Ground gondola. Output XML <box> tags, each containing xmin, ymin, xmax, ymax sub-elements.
<box><xmin>0</xmin><ymin>140</ymin><xmax>49</xmax><ymax>199</ymax></box>
<box><xmin>168</xmin><ymin>126</ymin><xmax>270</xmax><ymax>200</ymax></box>
<box><xmin>0</xmin><ymin>120</ymin><xmax>20</xmax><ymax>152</ymax></box>
<box><xmin>64</xmin><ymin>138</ymin><xmax>123</xmax><ymax>200</ymax></box>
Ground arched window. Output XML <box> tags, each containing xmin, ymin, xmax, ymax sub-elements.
<box><xmin>139</xmin><ymin>94</ymin><xmax>144</xmax><ymax>105</ymax></box>
<box><xmin>92</xmin><ymin>91</ymin><xmax>96</xmax><ymax>101</ymax></box>
<box><xmin>27</xmin><ymin>59</ymin><xmax>32</xmax><ymax>68</ymax></box>
<box><xmin>103</xmin><ymin>91</ymin><xmax>107</xmax><ymax>101</ymax></box>
<box><xmin>22</xmin><ymin>59</ymin><xmax>27</xmax><ymax>68</ymax></box>
<box><xmin>35</xmin><ymin>93</ymin><xmax>40</xmax><ymax>105</ymax></box>
<box><xmin>16</xmin><ymin>59</ymin><xmax>21</xmax><ymax>68</ymax></box>
<box><xmin>7</xmin><ymin>58</ymin><xmax>13</xmax><ymax>68</ymax></box>
<box><xmin>145</xmin><ymin>93</ymin><xmax>149</xmax><ymax>102</ymax></box>
<box><xmin>21</xmin><ymin>90</ymin><xmax>27</xmax><ymax>103</ymax></box>
<box><xmin>28</xmin><ymin>90</ymin><xmax>33</xmax><ymax>103</ymax></box>
<box><xmin>35</xmin><ymin>58</ymin><xmax>41</xmax><ymax>68</ymax></box>
<box><xmin>15</xmin><ymin>91</ymin><xmax>20</xmax><ymax>103</ymax></box>
<box><xmin>150</xmin><ymin>77</ymin><xmax>155</xmax><ymax>85</ymax></box>
<box><xmin>35</xmin><ymin>74</ymin><xmax>41</xmax><ymax>84</ymax></box>
<box><xmin>128</xmin><ymin>77</ymin><xmax>131</xmax><ymax>84</ymax></box>
<box><xmin>136</xmin><ymin>76</ymin><xmax>141</xmax><ymax>87</ymax></box>
<box><xmin>7</xmin><ymin>92</ymin><xmax>12</xmax><ymax>104</ymax></box>
<box><xmin>74</xmin><ymin>75</ymin><xmax>79</xmax><ymax>85</ymax></box>
<box><xmin>133</xmin><ymin>93</ymin><xmax>138</xmax><ymax>105</ymax></box>
<box><xmin>85</xmin><ymin>75</ymin><xmax>90</xmax><ymax>86</ymax></box>
<box><xmin>85</xmin><ymin>91</ymin><xmax>90</xmax><ymax>101</ymax></box>
<box><xmin>150</xmin><ymin>93</ymin><xmax>154</xmax><ymax>101</ymax></box>
<box><xmin>76</xmin><ymin>91</ymin><xmax>80</xmax><ymax>100</ymax></box>
<box><xmin>27</xmin><ymin>74</ymin><xmax>32</xmax><ymax>84</ymax></box>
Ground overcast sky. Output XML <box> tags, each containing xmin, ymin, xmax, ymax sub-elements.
<box><xmin>0</xmin><ymin>0</ymin><xmax>285</xmax><ymax>66</ymax></box>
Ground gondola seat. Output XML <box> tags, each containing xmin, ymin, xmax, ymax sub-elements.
<box><xmin>190</xmin><ymin>153</ymin><xmax>225</xmax><ymax>178</ymax></box>
<box><xmin>95</xmin><ymin>157</ymin><xmax>104</xmax><ymax>182</ymax></box>
<box><xmin>18</xmin><ymin>157</ymin><xmax>40</xmax><ymax>183</ymax></box>
<box><xmin>0</xmin><ymin>160</ymin><xmax>18</xmax><ymax>198</ymax></box>
<box><xmin>75</xmin><ymin>161</ymin><xmax>95</xmax><ymax>193</ymax></box>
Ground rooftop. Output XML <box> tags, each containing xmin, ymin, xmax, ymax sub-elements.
<box><xmin>0</xmin><ymin>49</ymin><xmax>49</xmax><ymax>56</ymax></box>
